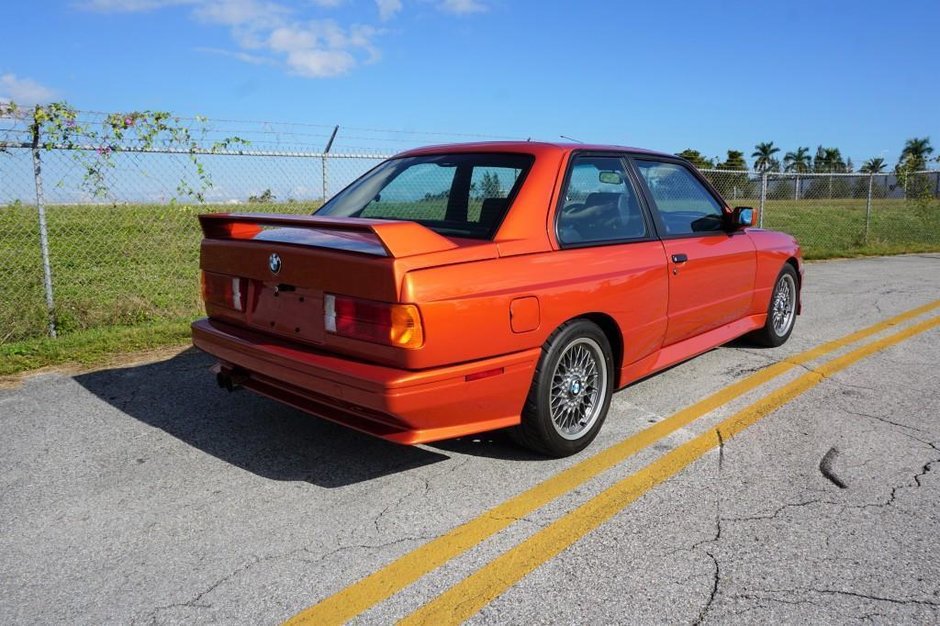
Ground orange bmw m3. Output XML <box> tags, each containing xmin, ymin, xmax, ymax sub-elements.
<box><xmin>192</xmin><ymin>142</ymin><xmax>802</xmax><ymax>457</ymax></box>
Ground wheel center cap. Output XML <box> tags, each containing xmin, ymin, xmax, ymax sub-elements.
<box><xmin>569</xmin><ymin>380</ymin><xmax>582</xmax><ymax>396</ymax></box>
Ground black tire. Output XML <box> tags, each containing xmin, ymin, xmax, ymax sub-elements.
<box><xmin>749</xmin><ymin>264</ymin><xmax>799</xmax><ymax>347</ymax></box>
<box><xmin>511</xmin><ymin>319</ymin><xmax>614</xmax><ymax>457</ymax></box>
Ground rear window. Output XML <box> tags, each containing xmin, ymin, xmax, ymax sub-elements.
<box><xmin>315</xmin><ymin>153</ymin><xmax>534</xmax><ymax>239</ymax></box>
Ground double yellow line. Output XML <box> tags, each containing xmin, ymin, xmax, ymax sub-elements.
<box><xmin>286</xmin><ymin>300</ymin><xmax>940</xmax><ymax>626</ymax></box>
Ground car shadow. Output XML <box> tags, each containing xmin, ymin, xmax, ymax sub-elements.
<box><xmin>724</xmin><ymin>337</ymin><xmax>771</xmax><ymax>350</ymax></box>
<box><xmin>73</xmin><ymin>348</ymin><xmax>450</xmax><ymax>488</ymax></box>
<box><xmin>427</xmin><ymin>431</ymin><xmax>548</xmax><ymax>462</ymax></box>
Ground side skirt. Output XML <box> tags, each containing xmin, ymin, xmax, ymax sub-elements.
<box><xmin>618</xmin><ymin>314</ymin><xmax>767</xmax><ymax>389</ymax></box>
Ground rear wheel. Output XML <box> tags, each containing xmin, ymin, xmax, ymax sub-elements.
<box><xmin>512</xmin><ymin>319</ymin><xmax>614</xmax><ymax>457</ymax></box>
<box><xmin>750</xmin><ymin>264</ymin><xmax>799</xmax><ymax>347</ymax></box>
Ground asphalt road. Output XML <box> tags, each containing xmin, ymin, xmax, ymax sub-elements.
<box><xmin>2</xmin><ymin>254</ymin><xmax>939</xmax><ymax>625</ymax></box>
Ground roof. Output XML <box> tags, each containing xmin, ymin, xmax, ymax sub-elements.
<box><xmin>396</xmin><ymin>141</ymin><xmax>674</xmax><ymax>160</ymax></box>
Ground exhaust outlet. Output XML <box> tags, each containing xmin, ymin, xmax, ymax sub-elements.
<box><xmin>216</xmin><ymin>368</ymin><xmax>247</xmax><ymax>392</ymax></box>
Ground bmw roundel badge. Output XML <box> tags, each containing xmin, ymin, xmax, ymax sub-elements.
<box><xmin>268</xmin><ymin>253</ymin><xmax>282</xmax><ymax>275</ymax></box>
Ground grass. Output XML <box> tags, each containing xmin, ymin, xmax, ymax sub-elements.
<box><xmin>0</xmin><ymin>318</ymin><xmax>192</xmax><ymax>377</ymax></box>
<box><xmin>0</xmin><ymin>196</ymin><xmax>938</xmax><ymax>376</ymax></box>
<box><xmin>758</xmin><ymin>197</ymin><xmax>940</xmax><ymax>259</ymax></box>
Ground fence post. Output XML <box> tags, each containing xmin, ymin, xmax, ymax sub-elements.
<box><xmin>864</xmin><ymin>173</ymin><xmax>874</xmax><ymax>245</ymax></box>
<box><xmin>759</xmin><ymin>171</ymin><xmax>767</xmax><ymax>228</ymax></box>
<box><xmin>30</xmin><ymin>117</ymin><xmax>57</xmax><ymax>338</ymax></box>
<box><xmin>321</xmin><ymin>125</ymin><xmax>339</xmax><ymax>204</ymax></box>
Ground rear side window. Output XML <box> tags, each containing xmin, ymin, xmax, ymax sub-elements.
<box><xmin>633</xmin><ymin>160</ymin><xmax>724</xmax><ymax>235</ymax></box>
<box><xmin>317</xmin><ymin>153</ymin><xmax>533</xmax><ymax>239</ymax></box>
<box><xmin>359</xmin><ymin>162</ymin><xmax>455</xmax><ymax>221</ymax></box>
<box><xmin>557</xmin><ymin>155</ymin><xmax>647</xmax><ymax>245</ymax></box>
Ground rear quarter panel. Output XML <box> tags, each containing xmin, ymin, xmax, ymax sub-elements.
<box><xmin>400</xmin><ymin>241</ymin><xmax>669</xmax><ymax>375</ymax></box>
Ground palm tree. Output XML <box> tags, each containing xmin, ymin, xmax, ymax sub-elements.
<box><xmin>813</xmin><ymin>146</ymin><xmax>845</xmax><ymax>198</ymax></box>
<box><xmin>825</xmin><ymin>147</ymin><xmax>845</xmax><ymax>171</ymax></box>
<box><xmin>899</xmin><ymin>137</ymin><xmax>933</xmax><ymax>169</ymax></box>
<box><xmin>784</xmin><ymin>146</ymin><xmax>811</xmax><ymax>200</ymax></box>
<box><xmin>751</xmin><ymin>141</ymin><xmax>780</xmax><ymax>173</ymax></box>
<box><xmin>860</xmin><ymin>157</ymin><xmax>887</xmax><ymax>173</ymax></box>
<box><xmin>783</xmin><ymin>147</ymin><xmax>811</xmax><ymax>173</ymax></box>
<box><xmin>896</xmin><ymin>137</ymin><xmax>933</xmax><ymax>197</ymax></box>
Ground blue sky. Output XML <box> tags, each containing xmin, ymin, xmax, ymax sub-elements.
<box><xmin>3</xmin><ymin>0</ymin><xmax>939</xmax><ymax>165</ymax></box>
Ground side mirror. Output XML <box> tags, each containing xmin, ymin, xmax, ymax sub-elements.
<box><xmin>730</xmin><ymin>206</ymin><xmax>754</xmax><ymax>229</ymax></box>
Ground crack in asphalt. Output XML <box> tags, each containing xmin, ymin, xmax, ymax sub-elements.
<box><xmin>730</xmin><ymin>575</ymin><xmax>940</xmax><ymax>621</ymax></box>
<box><xmin>135</xmin><ymin>535</ymin><xmax>439</xmax><ymax>624</ymax></box>
<box><xmin>760</xmin><ymin>586</ymin><xmax>940</xmax><ymax>608</ymax></box>
<box><xmin>854</xmin><ymin>441</ymin><xmax>940</xmax><ymax>512</ymax></box>
<box><xmin>733</xmin><ymin>592</ymin><xmax>828</xmax><ymax>615</ymax></box>
<box><xmin>913</xmin><ymin>444</ymin><xmax>940</xmax><ymax>489</ymax></box>
<box><xmin>370</xmin><ymin>459</ymin><xmax>471</xmax><ymax>534</ymax></box>
<box><xmin>374</xmin><ymin>478</ymin><xmax>426</xmax><ymax>534</ymax></box>
<box><xmin>692</xmin><ymin>429</ymin><xmax>725</xmax><ymax>625</ymax></box>
<box><xmin>841</xmin><ymin>407</ymin><xmax>929</xmax><ymax>435</ymax></box>
<box><xmin>724</xmin><ymin>498</ymin><xmax>825</xmax><ymax>523</ymax></box>
<box><xmin>300</xmin><ymin>535</ymin><xmax>440</xmax><ymax>566</ymax></box>
<box><xmin>139</xmin><ymin>554</ymin><xmax>266</xmax><ymax>624</ymax></box>
<box><xmin>672</xmin><ymin>428</ymin><xmax>938</xmax><ymax>624</ymax></box>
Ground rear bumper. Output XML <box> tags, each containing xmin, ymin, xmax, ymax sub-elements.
<box><xmin>191</xmin><ymin>318</ymin><xmax>539</xmax><ymax>444</ymax></box>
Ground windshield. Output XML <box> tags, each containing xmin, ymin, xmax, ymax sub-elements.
<box><xmin>315</xmin><ymin>153</ymin><xmax>534</xmax><ymax>239</ymax></box>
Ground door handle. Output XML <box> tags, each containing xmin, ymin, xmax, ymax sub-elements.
<box><xmin>671</xmin><ymin>253</ymin><xmax>688</xmax><ymax>263</ymax></box>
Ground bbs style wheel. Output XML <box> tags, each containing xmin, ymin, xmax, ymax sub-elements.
<box><xmin>512</xmin><ymin>319</ymin><xmax>614</xmax><ymax>457</ymax></box>
<box><xmin>751</xmin><ymin>264</ymin><xmax>799</xmax><ymax>347</ymax></box>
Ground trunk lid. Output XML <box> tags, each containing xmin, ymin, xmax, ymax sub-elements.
<box><xmin>198</xmin><ymin>213</ymin><xmax>496</xmax><ymax>353</ymax></box>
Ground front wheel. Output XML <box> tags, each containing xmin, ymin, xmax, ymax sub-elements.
<box><xmin>750</xmin><ymin>264</ymin><xmax>799</xmax><ymax>347</ymax></box>
<box><xmin>512</xmin><ymin>319</ymin><xmax>614</xmax><ymax>457</ymax></box>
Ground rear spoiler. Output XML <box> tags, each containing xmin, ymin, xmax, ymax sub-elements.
<box><xmin>198</xmin><ymin>213</ymin><xmax>458</xmax><ymax>258</ymax></box>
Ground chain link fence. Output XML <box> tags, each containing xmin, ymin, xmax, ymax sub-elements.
<box><xmin>1</xmin><ymin>107</ymin><xmax>939</xmax><ymax>344</ymax></box>
<box><xmin>700</xmin><ymin>168</ymin><xmax>940</xmax><ymax>257</ymax></box>
<box><xmin>0</xmin><ymin>109</ymin><xmax>400</xmax><ymax>344</ymax></box>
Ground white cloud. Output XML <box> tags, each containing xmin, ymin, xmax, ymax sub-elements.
<box><xmin>78</xmin><ymin>0</ymin><xmax>486</xmax><ymax>79</ymax></box>
<box><xmin>193</xmin><ymin>0</ymin><xmax>288</xmax><ymax>27</ymax></box>
<box><xmin>286</xmin><ymin>49</ymin><xmax>356</xmax><ymax>77</ymax></box>
<box><xmin>375</xmin><ymin>0</ymin><xmax>401</xmax><ymax>21</ymax></box>
<box><xmin>268</xmin><ymin>20</ymin><xmax>381</xmax><ymax>75</ymax></box>
<box><xmin>0</xmin><ymin>74</ymin><xmax>57</xmax><ymax>105</ymax></box>
<box><xmin>268</xmin><ymin>25</ymin><xmax>318</xmax><ymax>52</ymax></box>
<box><xmin>439</xmin><ymin>0</ymin><xmax>487</xmax><ymax>14</ymax></box>
<box><xmin>87</xmin><ymin>0</ymin><xmax>371</xmax><ymax>77</ymax></box>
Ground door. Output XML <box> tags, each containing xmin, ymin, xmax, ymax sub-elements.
<box><xmin>554</xmin><ymin>153</ymin><xmax>669</xmax><ymax>364</ymax></box>
<box><xmin>632</xmin><ymin>159</ymin><xmax>756</xmax><ymax>346</ymax></box>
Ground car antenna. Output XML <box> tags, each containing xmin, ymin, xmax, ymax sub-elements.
<box><xmin>560</xmin><ymin>135</ymin><xmax>583</xmax><ymax>143</ymax></box>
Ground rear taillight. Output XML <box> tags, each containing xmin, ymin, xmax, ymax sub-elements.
<box><xmin>201</xmin><ymin>271</ymin><xmax>246</xmax><ymax>312</ymax></box>
<box><xmin>324</xmin><ymin>294</ymin><xmax>424</xmax><ymax>349</ymax></box>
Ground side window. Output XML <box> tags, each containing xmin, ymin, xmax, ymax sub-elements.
<box><xmin>468</xmin><ymin>165</ymin><xmax>522</xmax><ymax>223</ymax></box>
<box><xmin>359</xmin><ymin>162</ymin><xmax>456</xmax><ymax>220</ymax></box>
<box><xmin>634</xmin><ymin>160</ymin><xmax>725</xmax><ymax>235</ymax></box>
<box><xmin>557</xmin><ymin>155</ymin><xmax>647</xmax><ymax>245</ymax></box>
